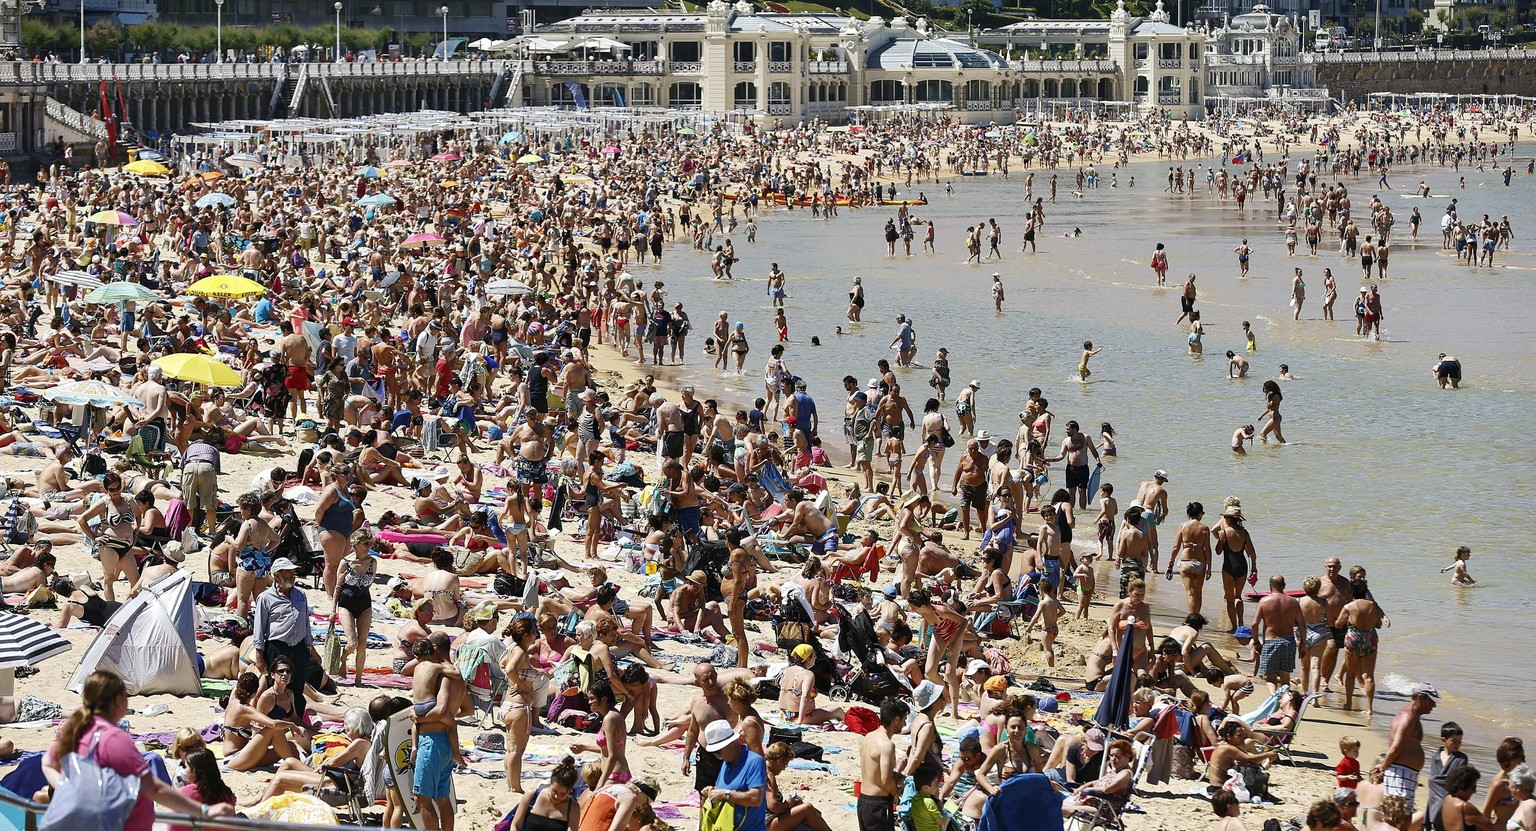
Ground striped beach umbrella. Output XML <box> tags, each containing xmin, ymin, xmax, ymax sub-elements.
<box><xmin>224</xmin><ymin>153</ymin><xmax>263</xmax><ymax>168</ymax></box>
<box><xmin>47</xmin><ymin>269</ymin><xmax>103</xmax><ymax>290</ymax></box>
<box><xmin>0</xmin><ymin>611</ymin><xmax>72</xmax><ymax>670</ymax></box>
<box><xmin>195</xmin><ymin>192</ymin><xmax>237</xmax><ymax>209</ymax></box>
<box><xmin>41</xmin><ymin>379</ymin><xmax>143</xmax><ymax>408</ymax></box>
<box><xmin>85</xmin><ymin>281</ymin><xmax>160</xmax><ymax>305</ymax></box>
<box><xmin>358</xmin><ymin>193</ymin><xmax>397</xmax><ymax>207</ymax></box>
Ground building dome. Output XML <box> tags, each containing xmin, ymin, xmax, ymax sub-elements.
<box><xmin>866</xmin><ymin>37</ymin><xmax>1008</xmax><ymax>70</ymax></box>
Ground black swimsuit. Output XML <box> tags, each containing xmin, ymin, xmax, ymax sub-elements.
<box><xmin>1219</xmin><ymin>528</ymin><xmax>1249</xmax><ymax>579</ymax></box>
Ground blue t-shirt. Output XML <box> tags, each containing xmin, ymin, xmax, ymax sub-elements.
<box><xmin>715</xmin><ymin>747</ymin><xmax>768</xmax><ymax>831</ymax></box>
<box><xmin>391</xmin><ymin>409</ymin><xmax>414</xmax><ymax>434</ymax></box>
<box><xmin>253</xmin><ymin>297</ymin><xmax>276</xmax><ymax>325</ymax></box>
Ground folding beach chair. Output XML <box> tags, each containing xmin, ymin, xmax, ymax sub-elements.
<box><xmin>1251</xmin><ymin>691</ymin><xmax>1317</xmax><ymax>765</ymax></box>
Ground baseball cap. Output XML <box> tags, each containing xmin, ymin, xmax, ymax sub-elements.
<box><xmin>270</xmin><ymin>557</ymin><xmax>298</xmax><ymax>573</ymax></box>
<box><xmin>1084</xmin><ymin>728</ymin><xmax>1106</xmax><ymax>751</ymax></box>
<box><xmin>966</xmin><ymin>658</ymin><xmax>990</xmax><ymax>676</ymax></box>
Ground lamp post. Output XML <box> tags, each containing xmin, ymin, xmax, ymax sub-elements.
<box><xmin>334</xmin><ymin>2</ymin><xmax>343</xmax><ymax>61</ymax></box>
<box><xmin>215</xmin><ymin>0</ymin><xmax>224</xmax><ymax>63</ymax></box>
<box><xmin>439</xmin><ymin>6</ymin><xmax>449</xmax><ymax>59</ymax></box>
<box><xmin>78</xmin><ymin>0</ymin><xmax>84</xmax><ymax>63</ymax></box>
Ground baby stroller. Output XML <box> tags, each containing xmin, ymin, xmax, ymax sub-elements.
<box><xmin>772</xmin><ymin>598</ymin><xmax>837</xmax><ymax>694</ymax></box>
<box><xmin>830</xmin><ymin>606</ymin><xmax>908</xmax><ymax>704</ymax></box>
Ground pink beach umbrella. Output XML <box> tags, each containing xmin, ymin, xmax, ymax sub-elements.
<box><xmin>400</xmin><ymin>232</ymin><xmax>446</xmax><ymax>249</ymax></box>
<box><xmin>600</xmin><ymin>145</ymin><xmax>621</xmax><ymax>154</ymax></box>
<box><xmin>431</xmin><ymin>152</ymin><xmax>462</xmax><ymax>162</ymax></box>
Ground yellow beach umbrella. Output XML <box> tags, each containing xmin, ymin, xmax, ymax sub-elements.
<box><xmin>153</xmin><ymin>353</ymin><xmax>243</xmax><ymax>387</ymax></box>
<box><xmin>123</xmin><ymin>160</ymin><xmax>170</xmax><ymax>176</ymax></box>
<box><xmin>187</xmin><ymin>273</ymin><xmax>266</xmax><ymax>299</ymax></box>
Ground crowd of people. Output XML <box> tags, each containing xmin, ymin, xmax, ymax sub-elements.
<box><xmin>0</xmin><ymin>99</ymin><xmax>1529</xmax><ymax>831</ymax></box>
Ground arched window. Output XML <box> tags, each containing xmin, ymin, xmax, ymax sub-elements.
<box><xmin>629</xmin><ymin>84</ymin><xmax>655</xmax><ymax>106</ymax></box>
<box><xmin>733</xmin><ymin>81</ymin><xmax>758</xmax><ymax>109</ymax></box>
<box><xmin>769</xmin><ymin>81</ymin><xmax>791</xmax><ymax>106</ymax></box>
<box><xmin>1188</xmin><ymin>77</ymin><xmax>1200</xmax><ymax>104</ymax></box>
<box><xmin>1043</xmin><ymin>79</ymin><xmax>1059</xmax><ymax>97</ymax></box>
<box><xmin>965</xmin><ymin>79</ymin><xmax>991</xmax><ymax>103</ymax></box>
<box><xmin>1023</xmin><ymin>79</ymin><xmax>1040</xmax><ymax>98</ymax></box>
<box><xmin>1079</xmin><ymin>79</ymin><xmax>1094</xmax><ymax>98</ymax></box>
<box><xmin>1098</xmin><ymin>78</ymin><xmax>1114</xmax><ymax>100</ymax></box>
<box><xmin>592</xmin><ymin>82</ymin><xmax>625</xmax><ymax>107</ymax></box>
<box><xmin>1134</xmin><ymin>76</ymin><xmax>1149</xmax><ymax>95</ymax></box>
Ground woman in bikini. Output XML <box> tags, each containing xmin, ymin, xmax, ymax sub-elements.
<box><xmin>75</xmin><ymin>471</ymin><xmax>141</xmax><ymax>603</ymax></box>
<box><xmin>1169</xmin><ymin>501</ymin><xmax>1213</xmax><ymax>617</ymax></box>
<box><xmin>391</xmin><ymin>600</ymin><xmax>433</xmax><ymax>675</ymax></box>
<box><xmin>500</xmin><ymin>615</ymin><xmax>540</xmax><ymax>793</ymax></box>
<box><xmin>764</xmin><ymin>742</ymin><xmax>836</xmax><ymax>831</ymax></box>
<box><xmin>571</xmin><ymin>677</ymin><xmax>631</xmax><ymax>789</ymax></box>
<box><xmin>498</xmin><ymin>486</ymin><xmax>533</xmax><ymax>578</ymax></box>
<box><xmin>221</xmin><ymin>670</ymin><xmax>303</xmax><ymax>772</ymax></box>
<box><xmin>908</xmin><ymin>587</ymin><xmax>969</xmax><ymax>720</ymax></box>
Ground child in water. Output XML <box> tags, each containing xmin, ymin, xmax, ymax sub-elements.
<box><xmin>1078</xmin><ymin>340</ymin><xmax>1102</xmax><ymax>380</ymax></box>
<box><xmin>1440</xmin><ymin>546</ymin><xmax>1477</xmax><ymax>585</ymax></box>
<box><xmin>1243</xmin><ymin>321</ymin><xmax>1258</xmax><ymax>353</ymax></box>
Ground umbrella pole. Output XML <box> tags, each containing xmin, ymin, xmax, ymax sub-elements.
<box><xmin>0</xmin><ymin>668</ymin><xmax>12</xmax><ymax>697</ymax></box>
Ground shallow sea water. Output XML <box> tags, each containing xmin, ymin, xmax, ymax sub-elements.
<box><xmin>634</xmin><ymin>148</ymin><xmax>1536</xmax><ymax>755</ymax></box>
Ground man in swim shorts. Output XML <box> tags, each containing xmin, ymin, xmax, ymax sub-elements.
<box><xmin>410</xmin><ymin>631</ymin><xmax>464</xmax><ymax>831</ymax></box>
<box><xmin>1432</xmin><ymin>353</ymin><xmax>1461</xmax><ymax>389</ymax></box>
<box><xmin>1378</xmin><ymin>684</ymin><xmax>1438</xmax><ymax>814</ymax></box>
<box><xmin>1251</xmin><ymin>574</ymin><xmax>1303</xmax><ymax>690</ymax></box>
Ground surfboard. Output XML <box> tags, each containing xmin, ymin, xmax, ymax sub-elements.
<box><xmin>1086</xmin><ymin>463</ymin><xmax>1102</xmax><ymax>497</ymax></box>
<box><xmin>385</xmin><ymin>709</ymin><xmax>458</xmax><ymax>830</ymax></box>
<box><xmin>1242</xmin><ymin>589</ymin><xmax>1306</xmax><ymax>601</ymax></box>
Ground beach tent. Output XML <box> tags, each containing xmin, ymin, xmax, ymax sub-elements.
<box><xmin>68</xmin><ymin>570</ymin><xmax>200</xmax><ymax>696</ymax></box>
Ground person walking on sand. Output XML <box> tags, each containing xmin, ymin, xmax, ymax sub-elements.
<box><xmin>857</xmin><ymin>698</ymin><xmax>909</xmax><ymax>831</ymax></box>
<box><xmin>1252</xmin><ymin>574</ymin><xmax>1303</xmax><ymax>691</ymax></box>
<box><xmin>1334</xmin><ymin>588</ymin><xmax>1385</xmax><ymax>718</ymax></box>
<box><xmin>1378</xmin><ymin>685</ymin><xmax>1439</xmax><ymax>813</ymax></box>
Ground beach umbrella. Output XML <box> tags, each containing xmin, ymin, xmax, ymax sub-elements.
<box><xmin>516</xmin><ymin>154</ymin><xmax>543</xmax><ymax>164</ymax></box>
<box><xmin>484</xmin><ymin>278</ymin><xmax>533</xmax><ymax>297</ymax></box>
<box><xmin>196</xmin><ymin>170</ymin><xmax>226</xmax><ymax>182</ymax></box>
<box><xmin>498</xmin><ymin>131</ymin><xmax>524</xmax><ymax>145</ymax></box>
<box><xmin>224</xmin><ymin>153</ymin><xmax>263</xmax><ymax>168</ymax></box>
<box><xmin>195</xmin><ymin>192</ymin><xmax>237</xmax><ymax>209</ymax></box>
<box><xmin>85</xmin><ymin>281</ymin><xmax>160</xmax><ymax>305</ymax></box>
<box><xmin>0</xmin><ymin>612</ymin><xmax>71</xmax><ymax>671</ymax></box>
<box><xmin>562</xmin><ymin>173</ymin><xmax>593</xmax><ymax>184</ymax></box>
<box><xmin>47</xmin><ymin>269</ymin><xmax>103</xmax><ymax>290</ymax></box>
<box><xmin>137</xmin><ymin>149</ymin><xmax>166</xmax><ymax>161</ymax></box>
<box><xmin>1093</xmin><ymin>618</ymin><xmax>1139</xmax><ymax>731</ymax></box>
<box><xmin>358</xmin><ymin>193</ymin><xmax>397</xmax><ymax>207</ymax></box>
<box><xmin>87</xmin><ymin>210</ymin><xmax>139</xmax><ymax>226</ymax></box>
<box><xmin>188</xmin><ymin>273</ymin><xmax>266</xmax><ymax>299</ymax></box>
<box><xmin>152</xmin><ymin>353</ymin><xmax>243</xmax><ymax>387</ymax></box>
<box><xmin>41</xmin><ymin>379</ymin><xmax>143</xmax><ymax>408</ymax></box>
<box><xmin>357</xmin><ymin>166</ymin><xmax>386</xmax><ymax>179</ymax></box>
<box><xmin>431</xmin><ymin>152</ymin><xmax>461</xmax><ymax>162</ymax></box>
<box><xmin>401</xmin><ymin>232</ymin><xmax>446</xmax><ymax>249</ymax></box>
<box><xmin>383</xmin><ymin>159</ymin><xmax>414</xmax><ymax>169</ymax></box>
<box><xmin>676</xmin><ymin>127</ymin><xmax>697</xmax><ymax>136</ymax></box>
<box><xmin>600</xmin><ymin>145</ymin><xmax>621</xmax><ymax>154</ymax></box>
<box><xmin>123</xmin><ymin>159</ymin><xmax>170</xmax><ymax>176</ymax></box>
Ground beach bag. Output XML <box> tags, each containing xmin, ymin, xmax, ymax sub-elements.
<box><xmin>320</xmin><ymin>618</ymin><xmax>344</xmax><ymax>676</ymax></box>
<box><xmin>843</xmin><ymin>706</ymin><xmax>880</xmax><ymax>735</ymax></box>
<box><xmin>700</xmin><ymin>800</ymin><xmax>737</xmax><ymax>831</ymax></box>
<box><xmin>39</xmin><ymin>730</ymin><xmax>142</xmax><ymax>831</ymax></box>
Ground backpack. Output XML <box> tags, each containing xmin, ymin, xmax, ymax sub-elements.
<box><xmin>6</xmin><ymin>499</ymin><xmax>36</xmax><ymax>544</ymax></box>
<box><xmin>850</xmin><ymin>405</ymin><xmax>874</xmax><ymax>443</ymax></box>
<box><xmin>553</xmin><ymin>648</ymin><xmax>593</xmax><ymax>694</ymax></box>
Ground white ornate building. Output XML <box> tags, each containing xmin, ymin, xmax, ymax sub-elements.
<box><xmin>1202</xmin><ymin>4</ymin><xmax>1326</xmax><ymax>106</ymax></box>
<box><xmin>518</xmin><ymin>0</ymin><xmax>1209</xmax><ymax>122</ymax></box>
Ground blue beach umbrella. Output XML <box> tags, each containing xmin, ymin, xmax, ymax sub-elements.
<box><xmin>357</xmin><ymin>193</ymin><xmax>397</xmax><ymax>207</ymax></box>
<box><xmin>195</xmin><ymin>192</ymin><xmax>237</xmax><ymax>208</ymax></box>
<box><xmin>499</xmin><ymin>131</ymin><xmax>524</xmax><ymax>145</ymax></box>
<box><xmin>357</xmin><ymin>166</ymin><xmax>385</xmax><ymax>179</ymax></box>
<box><xmin>1093</xmin><ymin>621</ymin><xmax>1138</xmax><ymax>731</ymax></box>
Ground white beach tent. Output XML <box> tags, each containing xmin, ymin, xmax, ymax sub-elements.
<box><xmin>68</xmin><ymin>570</ymin><xmax>201</xmax><ymax>696</ymax></box>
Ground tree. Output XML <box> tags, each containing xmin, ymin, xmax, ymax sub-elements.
<box><xmin>21</xmin><ymin>19</ymin><xmax>69</xmax><ymax>55</ymax></box>
<box><xmin>1405</xmin><ymin>7</ymin><xmax>1424</xmax><ymax>36</ymax></box>
<box><xmin>85</xmin><ymin>21</ymin><xmax>126</xmax><ymax>58</ymax></box>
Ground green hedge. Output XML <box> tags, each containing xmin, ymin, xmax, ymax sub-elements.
<box><xmin>22</xmin><ymin>19</ymin><xmax>438</xmax><ymax>57</ymax></box>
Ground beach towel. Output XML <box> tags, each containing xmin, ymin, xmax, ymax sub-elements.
<box><xmin>976</xmin><ymin>774</ymin><xmax>1064</xmax><ymax>831</ymax></box>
